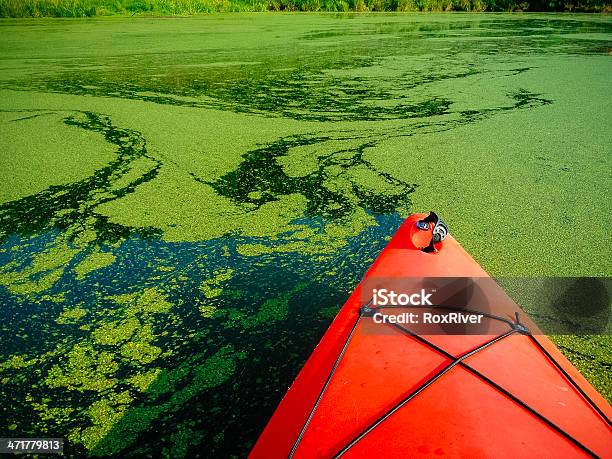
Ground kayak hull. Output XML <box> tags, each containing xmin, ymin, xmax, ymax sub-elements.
<box><xmin>250</xmin><ymin>214</ymin><xmax>611</xmax><ymax>458</ymax></box>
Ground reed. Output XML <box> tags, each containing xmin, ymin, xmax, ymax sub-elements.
<box><xmin>0</xmin><ymin>0</ymin><xmax>609</xmax><ymax>17</ymax></box>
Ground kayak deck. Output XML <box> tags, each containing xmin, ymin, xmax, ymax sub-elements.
<box><xmin>250</xmin><ymin>214</ymin><xmax>611</xmax><ymax>458</ymax></box>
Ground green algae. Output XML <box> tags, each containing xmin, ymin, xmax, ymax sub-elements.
<box><xmin>80</xmin><ymin>390</ymin><xmax>134</xmax><ymax>451</ymax></box>
<box><xmin>211</xmin><ymin>134</ymin><xmax>415</xmax><ymax>221</ymax></box>
<box><xmin>92</xmin><ymin>318</ymin><xmax>140</xmax><ymax>346</ymax></box>
<box><xmin>109</xmin><ymin>156</ymin><xmax>159</xmax><ymax>193</ymax></box>
<box><xmin>108</xmin><ymin>287</ymin><xmax>174</xmax><ymax>315</ymax></box>
<box><xmin>31</xmin><ymin>404</ymin><xmax>75</xmax><ymax>423</ymax></box>
<box><xmin>221</xmin><ymin>284</ymin><xmax>306</xmax><ymax>330</ymax></box>
<box><xmin>236</xmin><ymin>206</ymin><xmax>377</xmax><ymax>257</ymax></box>
<box><xmin>0</xmin><ymin>354</ymin><xmax>38</xmax><ymax>371</ymax></box>
<box><xmin>550</xmin><ymin>335</ymin><xmax>612</xmax><ymax>402</ymax></box>
<box><xmin>29</xmin><ymin>283</ymin><xmax>178</xmax><ymax>452</ymax></box>
<box><xmin>56</xmin><ymin>306</ymin><xmax>87</xmax><ymax>324</ymax></box>
<box><xmin>0</xmin><ymin>236</ymin><xmax>79</xmax><ymax>295</ymax></box>
<box><xmin>74</xmin><ymin>249</ymin><xmax>116</xmax><ymax>280</ymax></box>
<box><xmin>34</xmin><ymin>288</ymin><xmax>180</xmax><ymax>453</ymax></box>
<box><xmin>243</xmin><ymin>297</ymin><xmax>289</xmax><ymax>328</ymax></box>
<box><xmin>120</xmin><ymin>341</ymin><xmax>162</xmax><ymax>365</ymax></box>
<box><xmin>44</xmin><ymin>344</ymin><xmax>119</xmax><ymax>392</ymax></box>
<box><xmin>0</xmin><ymin>111</ymin><xmax>116</xmax><ymax>205</ymax></box>
<box><xmin>0</xmin><ymin>14</ymin><xmax>610</xmax><ymax>458</ymax></box>
<box><xmin>187</xmin><ymin>346</ymin><xmax>236</xmax><ymax>391</ymax></box>
<box><xmin>168</xmin><ymin>424</ymin><xmax>204</xmax><ymax>459</ymax></box>
<box><xmin>131</xmin><ymin>288</ymin><xmax>174</xmax><ymax>314</ymax></box>
<box><xmin>235</xmin><ymin>243</ymin><xmax>279</xmax><ymax>257</ymax></box>
<box><xmin>0</xmin><ymin>109</ymin><xmax>163</xmax><ymax>250</ymax></box>
<box><xmin>88</xmin><ymin>346</ymin><xmax>237</xmax><ymax>456</ymax></box>
<box><xmin>200</xmin><ymin>267</ymin><xmax>234</xmax><ymax>299</ymax></box>
<box><xmin>94</xmin><ymin>166</ymin><xmax>245</xmax><ymax>242</ymax></box>
<box><xmin>127</xmin><ymin>369</ymin><xmax>160</xmax><ymax>392</ymax></box>
<box><xmin>318</xmin><ymin>305</ymin><xmax>341</xmax><ymax>319</ymax></box>
<box><xmin>199</xmin><ymin>304</ymin><xmax>217</xmax><ymax>318</ymax></box>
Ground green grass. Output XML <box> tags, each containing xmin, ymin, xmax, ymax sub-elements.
<box><xmin>0</xmin><ymin>0</ymin><xmax>610</xmax><ymax>16</ymax></box>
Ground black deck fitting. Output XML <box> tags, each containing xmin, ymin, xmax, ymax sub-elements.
<box><xmin>512</xmin><ymin>312</ymin><xmax>530</xmax><ymax>335</ymax></box>
<box><xmin>360</xmin><ymin>305</ymin><xmax>376</xmax><ymax>317</ymax></box>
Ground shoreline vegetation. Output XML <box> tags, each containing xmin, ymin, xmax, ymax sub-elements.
<box><xmin>0</xmin><ymin>0</ymin><xmax>610</xmax><ymax>16</ymax></box>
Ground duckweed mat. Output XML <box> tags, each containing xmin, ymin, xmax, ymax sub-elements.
<box><xmin>0</xmin><ymin>13</ymin><xmax>611</xmax><ymax>457</ymax></box>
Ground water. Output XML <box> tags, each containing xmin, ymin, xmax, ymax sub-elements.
<box><xmin>0</xmin><ymin>13</ymin><xmax>610</xmax><ymax>457</ymax></box>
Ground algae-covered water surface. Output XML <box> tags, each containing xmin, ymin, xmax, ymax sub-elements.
<box><xmin>0</xmin><ymin>13</ymin><xmax>611</xmax><ymax>457</ymax></box>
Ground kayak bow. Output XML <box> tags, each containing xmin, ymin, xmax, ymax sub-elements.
<box><xmin>250</xmin><ymin>213</ymin><xmax>611</xmax><ymax>459</ymax></box>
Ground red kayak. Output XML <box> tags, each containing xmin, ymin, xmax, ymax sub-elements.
<box><xmin>251</xmin><ymin>213</ymin><xmax>611</xmax><ymax>458</ymax></box>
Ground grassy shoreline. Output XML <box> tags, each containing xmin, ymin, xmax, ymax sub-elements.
<box><xmin>1</xmin><ymin>0</ymin><xmax>610</xmax><ymax>16</ymax></box>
